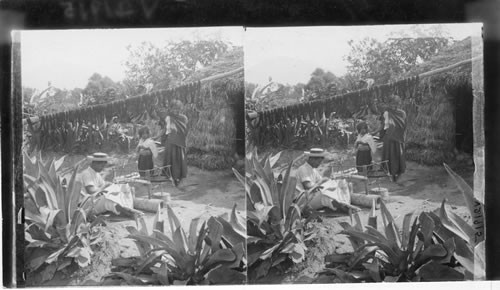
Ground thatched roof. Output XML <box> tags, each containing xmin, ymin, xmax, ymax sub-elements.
<box><xmin>404</xmin><ymin>37</ymin><xmax>480</xmax><ymax>78</ymax></box>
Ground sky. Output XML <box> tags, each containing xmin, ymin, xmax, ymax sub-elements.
<box><xmin>20</xmin><ymin>27</ymin><xmax>243</xmax><ymax>91</ymax></box>
<box><xmin>20</xmin><ymin>24</ymin><xmax>482</xmax><ymax>91</ymax></box>
<box><xmin>244</xmin><ymin>23</ymin><xmax>482</xmax><ymax>85</ymax></box>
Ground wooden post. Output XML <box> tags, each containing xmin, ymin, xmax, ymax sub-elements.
<box><xmin>323</xmin><ymin>115</ymin><xmax>329</xmax><ymax>148</ymax></box>
<box><xmin>367</xmin><ymin>198</ymin><xmax>378</xmax><ymax>229</ymax></box>
<box><xmin>148</xmin><ymin>183</ymin><xmax>152</xmax><ymax>200</ymax></box>
<box><xmin>351</xmin><ymin>193</ymin><xmax>381</xmax><ymax>209</ymax></box>
<box><xmin>133</xmin><ymin>198</ymin><xmax>164</xmax><ymax>212</ymax></box>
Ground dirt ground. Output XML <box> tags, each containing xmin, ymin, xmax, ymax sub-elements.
<box><xmin>253</xmin><ymin>148</ymin><xmax>474</xmax><ymax>284</ymax></box>
<box><xmin>32</xmin><ymin>151</ymin><xmax>245</xmax><ymax>286</ymax></box>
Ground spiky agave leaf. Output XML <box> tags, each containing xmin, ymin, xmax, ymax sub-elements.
<box><xmin>23</xmin><ymin>150</ymin><xmax>39</xmax><ymax>179</ymax></box>
<box><xmin>443</xmin><ymin>163</ymin><xmax>484</xmax><ymax>246</ymax></box>
<box><xmin>207</xmin><ymin>217</ymin><xmax>223</xmax><ymax>252</ymax></box>
<box><xmin>437</xmin><ymin>200</ymin><xmax>474</xmax><ymax>244</ymax></box>
<box><xmin>229</xmin><ymin>204</ymin><xmax>246</xmax><ymax>233</ymax></box>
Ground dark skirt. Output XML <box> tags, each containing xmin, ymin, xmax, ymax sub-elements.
<box><xmin>164</xmin><ymin>142</ymin><xmax>187</xmax><ymax>183</ymax></box>
<box><xmin>138</xmin><ymin>150</ymin><xmax>154</xmax><ymax>177</ymax></box>
<box><xmin>356</xmin><ymin>149</ymin><xmax>372</xmax><ymax>173</ymax></box>
<box><xmin>382</xmin><ymin>139</ymin><xmax>406</xmax><ymax>177</ymax></box>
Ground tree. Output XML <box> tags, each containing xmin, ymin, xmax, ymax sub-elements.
<box><xmin>345</xmin><ymin>36</ymin><xmax>453</xmax><ymax>84</ymax></box>
<box><xmin>304</xmin><ymin>68</ymin><xmax>344</xmax><ymax>100</ymax></box>
<box><xmin>124</xmin><ymin>40</ymin><xmax>229</xmax><ymax>91</ymax></box>
<box><xmin>294</xmin><ymin>83</ymin><xmax>306</xmax><ymax>101</ymax></box>
<box><xmin>23</xmin><ymin>86</ymin><xmax>37</xmax><ymax>117</ymax></box>
<box><xmin>82</xmin><ymin>73</ymin><xmax>125</xmax><ymax>105</ymax></box>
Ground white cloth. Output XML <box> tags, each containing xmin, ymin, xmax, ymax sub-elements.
<box><xmin>101</xmin><ymin>183</ymin><xmax>134</xmax><ymax>209</ymax></box>
<box><xmin>307</xmin><ymin>179</ymin><xmax>351</xmax><ymax>210</ymax></box>
<box><xmin>165</xmin><ymin>116</ymin><xmax>178</xmax><ymax>135</ymax></box>
<box><xmin>295</xmin><ymin>162</ymin><xmax>352</xmax><ymax>210</ymax></box>
<box><xmin>79</xmin><ymin>167</ymin><xmax>134</xmax><ymax>215</ymax></box>
<box><xmin>356</xmin><ymin>133</ymin><xmax>377</xmax><ymax>155</ymax></box>
<box><xmin>137</xmin><ymin>137</ymin><xmax>158</xmax><ymax>159</ymax></box>
<box><xmin>383</xmin><ymin>111</ymin><xmax>396</xmax><ymax>130</ymax></box>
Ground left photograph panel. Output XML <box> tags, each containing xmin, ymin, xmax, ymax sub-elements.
<box><xmin>19</xmin><ymin>27</ymin><xmax>246</xmax><ymax>286</ymax></box>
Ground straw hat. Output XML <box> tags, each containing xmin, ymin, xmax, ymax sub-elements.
<box><xmin>87</xmin><ymin>152</ymin><xmax>112</xmax><ymax>162</ymax></box>
<box><xmin>304</xmin><ymin>148</ymin><xmax>327</xmax><ymax>158</ymax></box>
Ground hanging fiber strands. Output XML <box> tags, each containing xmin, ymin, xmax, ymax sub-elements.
<box><xmin>30</xmin><ymin>81</ymin><xmax>202</xmax><ymax>152</ymax></box>
<box><xmin>26</xmin><ymin>64</ymin><xmax>243</xmax><ymax>170</ymax></box>
<box><xmin>250</xmin><ymin>75</ymin><xmax>420</xmax><ymax>149</ymax></box>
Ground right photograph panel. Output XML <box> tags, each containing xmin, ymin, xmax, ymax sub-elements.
<box><xmin>244</xmin><ymin>24</ymin><xmax>484</xmax><ymax>284</ymax></box>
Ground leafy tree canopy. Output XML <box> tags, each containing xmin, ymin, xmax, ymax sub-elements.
<box><xmin>305</xmin><ymin>68</ymin><xmax>342</xmax><ymax>98</ymax></box>
<box><xmin>124</xmin><ymin>40</ymin><xmax>229</xmax><ymax>91</ymax></box>
<box><xmin>82</xmin><ymin>73</ymin><xmax>126</xmax><ymax>105</ymax></box>
<box><xmin>345</xmin><ymin>36</ymin><xmax>454</xmax><ymax>84</ymax></box>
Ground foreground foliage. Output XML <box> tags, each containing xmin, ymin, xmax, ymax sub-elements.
<box><xmin>321</xmin><ymin>164</ymin><xmax>484</xmax><ymax>282</ymax></box>
<box><xmin>328</xmin><ymin>201</ymin><xmax>463</xmax><ymax>282</ymax></box>
<box><xmin>235</xmin><ymin>150</ymin><xmax>316</xmax><ymax>281</ymax></box>
<box><xmin>23</xmin><ymin>151</ymin><xmax>103</xmax><ymax>283</ymax></box>
<box><xmin>104</xmin><ymin>205</ymin><xmax>246</xmax><ymax>285</ymax></box>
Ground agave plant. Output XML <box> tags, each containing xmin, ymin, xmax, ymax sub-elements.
<box><xmin>23</xmin><ymin>150</ymin><xmax>102</xmax><ymax>282</ymax></box>
<box><xmin>104</xmin><ymin>204</ymin><xmax>247</xmax><ymax>285</ymax></box>
<box><xmin>332</xmin><ymin>200</ymin><xmax>462</xmax><ymax>282</ymax></box>
<box><xmin>323</xmin><ymin>164</ymin><xmax>485</xmax><ymax>282</ymax></box>
<box><xmin>234</xmin><ymin>149</ymin><xmax>316</xmax><ymax>281</ymax></box>
<box><xmin>428</xmin><ymin>163</ymin><xmax>485</xmax><ymax>280</ymax></box>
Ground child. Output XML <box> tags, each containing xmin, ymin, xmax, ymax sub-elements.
<box><xmin>137</xmin><ymin>126</ymin><xmax>158</xmax><ymax>177</ymax></box>
<box><xmin>355</xmin><ymin>122</ymin><xmax>377</xmax><ymax>174</ymax></box>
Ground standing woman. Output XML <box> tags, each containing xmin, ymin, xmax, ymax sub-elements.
<box><xmin>163</xmin><ymin>100</ymin><xmax>188</xmax><ymax>187</ymax></box>
<box><xmin>379</xmin><ymin>95</ymin><xmax>407</xmax><ymax>182</ymax></box>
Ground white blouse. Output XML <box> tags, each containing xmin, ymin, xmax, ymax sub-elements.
<box><xmin>137</xmin><ymin>138</ymin><xmax>158</xmax><ymax>159</ymax></box>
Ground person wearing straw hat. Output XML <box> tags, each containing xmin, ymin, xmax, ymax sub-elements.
<box><xmin>79</xmin><ymin>152</ymin><xmax>141</xmax><ymax>218</ymax></box>
<box><xmin>295</xmin><ymin>148</ymin><xmax>360</xmax><ymax>213</ymax></box>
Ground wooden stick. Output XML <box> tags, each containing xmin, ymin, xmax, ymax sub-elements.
<box><xmin>200</xmin><ymin>67</ymin><xmax>243</xmax><ymax>84</ymax></box>
<box><xmin>368</xmin><ymin>198</ymin><xmax>378</xmax><ymax>228</ymax></box>
<box><xmin>23</xmin><ymin>66</ymin><xmax>244</xmax><ymax>124</ymax></box>
<box><xmin>419</xmin><ymin>55</ymin><xmax>482</xmax><ymax>79</ymax></box>
<box><xmin>258</xmin><ymin>55</ymin><xmax>483</xmax><ymax>114</ymax></box>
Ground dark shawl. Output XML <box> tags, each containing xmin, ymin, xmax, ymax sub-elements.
<box><xmin>166</xmin><ymin>113</ymin><xmax>188</xmax><ymax>148</ymax></box>
<box><xmin>384</xmin><ymin>109</ymin><xmax>406</xmax><ymax>143</ymax></box>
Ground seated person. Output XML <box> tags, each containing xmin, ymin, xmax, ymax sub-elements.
<box><xmin>295</xmin><ymin>148</ymin><xmax>360</xmax><ymax>213</ymax></box>
<box><xmin>355</xmin><ymin>122</ymin><xmax>377</xmax><ymax>174</ymax></box>
<box><xmin>137</xmin><ymin>126</ymin><xmax>158</xmax><ymax>177</ymax></box>
<box><xmin>79</xmin><ymin>152</ymin><xmax>141</xmax><ymax>218</ymax></box>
